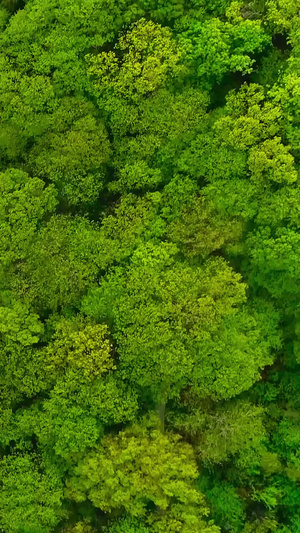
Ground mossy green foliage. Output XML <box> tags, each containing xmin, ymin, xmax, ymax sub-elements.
<box><xmin>0</xmin><ymin>0</ymin><xmax>300</xmax><ymax>532</ymax></box>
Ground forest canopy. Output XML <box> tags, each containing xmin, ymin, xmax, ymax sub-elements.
<box><xmin>1</xmin><ymin>0</ymin><xmax>300</xmax><ymax>532</ymax></box>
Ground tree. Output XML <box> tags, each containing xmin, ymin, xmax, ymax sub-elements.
<box><xmin>107</xmin><ymin>516</ymin><xmax>150</xmax><ymax>533</ymax></box>
<box><xmin>28</xmin><ymin>97</ymin><xmax>111</xmax><ymax>205</ymax></box>
<box><xmin>180</xmin><ymin>400</ymin><xmax>267</xmax><ymax>466</ymax></box>
<box><xmin>87</xmin><ymin>18</ymin><xmax>183</xmax><ymax>103</ymax></box>
<box><xmin>41</xmin><ymin>315</ymin><xmax>114</xmax><ymax>381</ymax></box>
<box><xmin>21</xmin><ymin>316</ymin><xmax>139</xmax><ymax>460</ymax></box>
<box><xmin>0</xmin><ymin>65</ymin><xmax>57</xmax><ymax>161</ymax></box>
<box><xmin>0</xmin><ymin>0</ymin><xmax>299</xmax><ymax>531</ymax></box>
<box><xmin>33</xmin><ymin>373</ymin><xmax>139</xmax><ymax>461</ymax></box>
<box><xmin>66</xmin><ymin>416</ymin><xmax>219</xmax><ymax>532</ymax></box>
<box><xmin>83</xmin><ymin>243</ymin><xmax>280</xmax><ymax>402</ymax></box>
<box><xmin>19</xmin><ymin>215</ymin><xmax>102</xmax><ymax>311</ymax></box>
<box><xmin>265</xmin><ymin>0</ymin><xmax>300</xmax><ymax>33</ymax></box>
<box><xmin>96</xmin><ymin>192</ymin><xmax>164</xmax><ymax>268</ymax></box>
<box><xmin>178</xmin><ymin>16</ymin><xmax>270</xmax><ymax>90</ymax></box>
<box><xmin>166</xmin><ymin>194</ymin><xmax>243</xmax><ymax>258</ymax></box>
<box><xmin>246</xmin><ymin>227</ymin><xmax>300</xmax><ymax>302</ymax></box>
<box><xmin>82</xmin><ymin>242</ymin><xmax>247</xmax><ymax>400</ymax></box>
<box><xmin>108</xmin><ymin>87</ymin><xmax>208</xmax><ymax>191</ymax></box>
<box><xmin>190</xmin><ymin>300</ymin><xmax>281</xmax><ymax>400</ymax></box>
<box><xmin>0</xmin><ymin>168</ymin><xmax>56</xmax><ymax>272</ymax></box>
<box><xmin>0</xmin><ymin>298</ymin><xmax>47</xmax><ymax>406</ymax></box>
<box><xmin>0</xmin><ymin>0</ymin><xmax>145</xmax><ymax>94</ymax></box>
<box><xmin>0</xmin><ymin>453</ymin><xmax>65</xmax><ymax>533</ymax></box>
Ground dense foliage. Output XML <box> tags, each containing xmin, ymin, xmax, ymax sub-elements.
<box><xmin>0</xmin><ymin>0</ymin><xmax>300</xmax><ymax>531</ymax></box>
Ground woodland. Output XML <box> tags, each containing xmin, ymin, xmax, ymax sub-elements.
<box><xmin>0</xmin><ymin>0</ymin><xmax>300</xmax><ymax>531</ymax></box>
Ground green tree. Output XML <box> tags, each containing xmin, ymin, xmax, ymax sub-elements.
<box><xmin>247</xmin><ymin>227</ymin><xmax>300</xmax><ymax>303</ymax></box>
<box><xmin>166</xmin><ymin>194</ymin><xmax>243</xmax><ymax>258</ymax></box>
<box><xmin>28</xmin><ymin>97</ymin><xmax>111</xmax><ymax>205</ymax></box>
<box><xmin>66</xmin><ymin>416</ymin><xmax>219</xmax><ymax>532</ymax></box>
<box><xmin>83</xmin><ymin>243</ymin><xmax>280</xmax><ymax>401</ymax></box>
<box><xmin>19</xmin><ymin>215</ymin><xmax>102</xmax><ymax>311</ymax></box>
<box><xmin>178</xmin><ymin>17</ymin><xmax>270</xmax><ymax>89</ymax></box>
<box><xmin>35</xmin><ymin>373</ymin><xmax>139</xmax><ymax>460</ymax></box>
<box><xmin>82</xmin><ymin>242</ymin><xmax>248</xmax><ymax>400</ymax></box>
<box><xmin>96</xmin><ymin>192</ymin><xmax>164</xmax><ymax>268</ymax></box>
<box><xmin>40</xmin><ymin>315</ymin><xmax>114</xmax><ymax>381</ymax></box>
<box><xmin>200</xmin><ymin>481</ymin><xmax>245</xmax><ymax>533</ymax></box>
<box><xmin>266</xmin><ymin>0</ymin><xmax>300</xmax><ymax>33</ymax></box>
<box><xmin>87</xmin><ymin>18</ymin><xmax>183</xmax><ymax>103</ymax></box>
<box><xmin>0</xmin><ymin>298</ymin><xmax>46</xmax><ymax>406</ymax></box>
<box><xmin>0</xmin><ymin>0</ymin><xmax>144</xmax><ymax>94</ymax></box>
<box><xmin>0</xmin><ymin>64</ymin><xmax>57</xmax><ymax>160</ymax></box>
<box><xmin>0</xmin><ymin>453</ymin><xmax>65</xmax><ymax>533</ymax></box>
<box><xmin>107</xmin><ymin>516</ymin><xmax>150</xmax><ymax>533</ymax></box>
<box><xmin>0</xmin><ymin>168</ymin><xmax>56</xmax><ymax>272</ymax></box>
<box><xmin>108</xmin><ymin>87</ymin><xmax>208</xmax><ymax>191</ymax></box>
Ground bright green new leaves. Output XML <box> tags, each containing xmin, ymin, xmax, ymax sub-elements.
<box><xmin>0</xmin><ymin>453</ymin><xmax>65</xmax><ymax>533</ymax></box>
<box><xmin>248</xmin><ymin>137</ymin><xmax>298</xmax><ymax>185</ymax></box>
<box><xmin>43</xmin><ymin>317</ymin><xmax>114</xmax><ymax>380</ymax></box>
<box><xmin>66</xmin><ymin>416</ymin><xmax>217</xmax><ymax>532</ymax></box>
<box><xmin>66</xmin><ymin>418</ymin><xmax>200</xmax><ymax>514</ymax></box>
<box><xmin>96</xmin><ymin>192</ymin><xmax>164</xmax><ymax>267</ymax></box>
<box><xmin>1</xmin><ymin>0</ymin><xmax>144</xmax><ymax>93</ymax></box>
<box><xmin>87</xmin><ymin>19</ymin><xmax>182</xmax><ymax>103</ymax></box>
<box><xmin>82</xmin><ymin>242</ymin><xmax>279</xmax><ymax>400</ymax></box>
<box><xmin>266</xmin><ymin>0</ymin><xmax>300</xmax><ymax>33</ymax></box>
<box><xmin>179</xmin><ymin>17</ymin><xmax>270</xmax><ymax>89</ymax></box>
<box><xmin>82</xmin><ymin>242</ymin><xmax>246</xmax><ymax>398</ymax></box>
<box><xmin>175</xmin><ymin>83</ymin><xmax>298</xmax><ymax>237</ymax></box>
<box><xmin>0</xmin><ymin>168</ymin><xmax>57</xmax><ymax>270</ymax></box>
<box><xmin>198</xmin><ymin>84</ymin><xmax>299</xmax><ymax>231</ymax></box>
<box><xmin>213</xmin><ymin>84</ymin><xmax>282</xmax><ymax>150</ymax></box>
